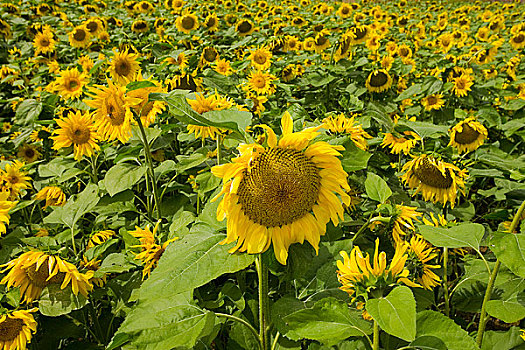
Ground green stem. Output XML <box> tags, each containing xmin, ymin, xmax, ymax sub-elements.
<box><xmin>135</xmin><ymin>116</ymin><xmax>162</xmax><ymax>220</ymax></box>
<box><xmin>70</xmin><ymin>225</ymin><xmax>77</xmax><ymax>255</ymax></box>
<box><xmin>270</xmin><ymin>331</ymin><xmax>280</xmax><ymax>350</ymax></box>
<box><xmin>89</xmin><ymin>155</ymin><xmax>98</xmax><ymax>183</ymax></box>
<box><xmin>256</xmin><ymin>255</ymin><xmax>270</xmax><ymax>350</ymax></box>
<box><xmin>216</xmin><ymin>313</ymin><xmax>263</xmax><ymax>350</ymax></box>
<box><xmin>216</xmin><ymin>134</ymin><xmax>221</xmax><ymax>165</ymax></box>
<box><xmin>373</xmin><ymin>319</ymin><xmax>379</xmax><ymax>350</ymax></box>
<box><xmin>476</xmin><ymin>199</ymin><xmax>525</xmax><ymax>347</ymax></box>
<box><xmin>443</xmin><ymin>247</ymin><xmax>450</xmax><ymax>317</ymax></box>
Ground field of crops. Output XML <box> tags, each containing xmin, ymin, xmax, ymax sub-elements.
<box><xmin>0</xmin><ymin>0</ymin><xmax>524</xmax><ymax>349</ymax></box>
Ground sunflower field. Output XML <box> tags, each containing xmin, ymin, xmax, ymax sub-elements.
<box><xmin>0</xmin><ymin>0</ymin><xmax>525</xmax><ymax>349</ymax></box>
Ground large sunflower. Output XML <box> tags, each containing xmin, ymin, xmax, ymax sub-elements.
<box><xmin>175</xmin><ymin>13</ymin><xmax>199</xmax><ymax>34</ymax></box>
<box><xmin>33</xmin><ymin>30</ymin><xmax>56</xmax><ymax>56</ymax></box>
<box><xmin>68</xmin><ymin>26</ymin><xmax>91</xmax><ymax>48</ymax></box>
<box><xmin>0</xmin><ymin>161</ymin><xmax>31</xmax><ymax>200</ymax></box>
<box><xmin>248</xmin><ymin>46</ymin><xmax>272</xmax><ymax>71</ymax></box>
<box><xmin>0</xmin><ymin>308</ymin><xmax>38</xmax><ymax>350</ymax></box>
<box><xmin>452</xmin><ymin>74</ymin><xmax>473</xmax><ymax>97</ymax></box>
<box><xmin>85</xmin><ymin>79</ymin><xmax>141</xmax><ymax>143</ymax></box>
<box><xmin>0</xmin><ymin>190</ymin><xmax>17</xmax><ymax>236</ymax></box>
<box><xmin>211</xmin><ymin>112</ymin><xmax>350</xmax><ymax>264</ymax></box>
<box><xmin>51</xmin><ymin>110</ymin><xmax>100</xmax><ymax>160</ymax></box>
<box><xmin>448</xmin><ymin>117</ymin><xmax>487</xmax><ymax>153</ymax></box>
<box><xmin>400</xmin><ymin>154</ymin><xmax>467</xmax><ymax>208</ymax></box>
<box><xmin>366</xmin><ymin>69</ymin><xmax>393</xmax><ymax>93</ymax></box>
<box><xmin>51</xmin><ymin>68</ymin><xmax>87</xmax><ymax>100</ymax></box>
<box><xmin>1</xmin><ymin>251</ymin><xmax>94</xmax><ymax>303</ymax></box>
<box><xmin>108</xmin><ymin>49</ymin><xmax>140</xmax><ymax>86</ymax></box>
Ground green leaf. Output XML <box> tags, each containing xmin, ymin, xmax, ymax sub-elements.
<box><xmin>97</xmin><ymin>253</ymin><xmax>136</xmax><ymax>275</ymax></box>
<box><xmin>282</xmin><ymin>297</ymin><xmax>372</xmax><ymax>346</ymax></box>
<box><xmin>44</xmin><ymin>183</ymin><xmax>99</xmax><ymax>228</ymax></box>
<box><xmin>366</xmin><ymin>102</ymin><xmax>394</xmax><ymax>132</ymax></box>
<box><xmin>395</xmin><ymin>83</ymin><xmax>422</xmax><ymax>102</ymax></box>
<box><xmin>486</xmin><ymin>291</ymin><xmax>525</xmax><ymax>324</ymax></box>
<box><xmin>15</xmin><ymin>99</ymin><xmax>42</xmax><ymax>125</ymax></box>
<box><xmin>38</xmin><ymin>284</ymin><xmax>88</xmax><ymax>317</ymax></box>
<box><xmin>490</xmin><ymin>232</ymin><xmax>525</xmax><ymax>278</ymax></box>
<box><xmin>418</xmin><ymin>223</ymin><xmax>484</xmax><ymax>249</ymax></box>
<box><xmin>416</xmin><ymin>310</ymin><xmax>478</xmax><ymax>350</ymax></box>
<box><xmin>126</xmin><ymin>80</ymin><xmax>157</xmax><ymax>92</ymax></box>
<box><xmin>340</xmin><ymin>140</ymin><xmax>371</xmax><ymax>172</ymax></box>
<box><xmin>104</xmin><ymin>163</ymin><xmax>147</xmax><ymax>197</ymax></box>
<box><xmin>366</xmin><ymin>286</ymin><xmax>416</xmax><ymax>342</ymax></box>
<box><xmin>408</xmin><ymin>336</ymin><xmax>447</xmax><ymax>350</ymax></box>
<box><xmin>365</xmin><ymin>173</ymin><xmax>392</xmax><ymax>203</ymax></box>
<box><xmin>136</xmin><ymin>231</ymin><xmax>255</xmax><ymax>300</ymax></box>
<box><xmin>481</xmin><ymin>327</ymin><xmax>525</xmax><ymax>350</ymax></box>
<box><xmin>174</xmin><ymin>153</ymin><xmax>208</xmax><ymax>173</ymax></box>
<box><xmin>108</xmin><ymin>292</ymin><xmax>215</xmax><ymax>350</ymax></box>
<box><xmin>397</xmin><ymin>120</ymin><xmax>449</xmax><ymax>139</ymax></box>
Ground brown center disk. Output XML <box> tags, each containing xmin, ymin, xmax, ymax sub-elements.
<box><xmin>413</xmin><ymin>157</ymin><xmax>453</xmax><ymax>189</ymax></box>
<box><xmin>369</xmin><ymin>71</ymin><xmax>388</xmax><ymax>87</ymax></box>
<box><xmin>0</xmin><ymin>318</ymin><xmax>24</xmax><ymax>342</ymax></box>
<box><xmin>454</xmin><ymin>123</ymin><xmax>480</xmax><ymax>145</ymax></box>
<box><xmin>237</xmin><ymin>148</ymin><xmax>321</xmax><ymax>227</ymax></box>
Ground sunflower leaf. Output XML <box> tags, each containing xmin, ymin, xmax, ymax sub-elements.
<box><xmin>490</xmin><ymin>232</ymin><xmax>525</xmax><ymax>278</ymax></box>
<box><xmin>365</xmin><ymin>172</ymin><xmax>392</xmax><ymax>203</ymax></box>
<box><xmin>416</xmin><ymin>310</ymin><xmax>479</xmax><ymax>350</ymax></box>
<box><xmin>104</xmin><ymin>163</ymin><xmax>147</xmax><ymax>197</ymax></box>
<box><xmin>418</xmin><ymin>223</ymin><xmax>484</xmax><ymax>249</ymax></box>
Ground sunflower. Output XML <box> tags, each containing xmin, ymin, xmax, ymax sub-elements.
<box><xmin>165</xmin><ymin>73</ymin><xmax>202</xmax><ymax>92</ymax></box>
<box><xmin>131</xmin><ymin>20</ymin><xmax>149</xmax><ymax>33</ymax></box>
<box><xmin>366</xmin><ymin>69</ymin><xmax>393</xmax><ymax>93</ymax></box>
<box><xmin>0</xmin><ymin>190</ymin><xmax>17</xmax><ymax>236</ymax></box>
<box><xmin>199</xmin><ymin>47</ymin><xmax>219</xmax><ymax>67</ymax></box>
<box><xmin>129</xmin><ymin>222</ymin><xmax>178</xmax><ymax>280</ymax></box>
<box><xmin>85</xmin><ymin>80</ymin><xmax>141</xmax><ymax>143</ymax></box>
<box><xmin>244</xmin><ymin>71</ymin><xmax>276</xmax><ymax>96</ymax></box>
<box><xmin>17</xmin><ymin>144</ymin><xmax>41</xmax><ymax>163</ymax></box>
<box><xmin>284</xmin><ymin>36</ymin><xmax>301</xmax><ymax>52</ymax></box>
<box><xmin>0</xmin><ymin>308</ymin><xmax>38</xmax><ymax>350</ymax></box>
<box><xmin>84</xmin><ymin>18</ymin><xmax>104</xmax><ymax>36</ymax></box>
<box><xmin>337</xmin><ymin>238</ymin><xmax>419</xmax><ymax>299</ymax></box>
<box><xmin>176</xmin><ymin>13</ymin><xmax>199</xmax><ymax>34</ymax></box>
<box><xmin>108</xmin><ymin>49</ymin><xmax>140</xmax><ymax>86</ymax></box>
<box><xmin>400</xmin><ymin>154</ymin><xmax>467</xmax><ymax>208</ymax></box>
<box><xmin>186</xmin><ymin>92</ymin><xmax>233</xmax><ymax>140</ymax></box>
<box><xmin>405</xmin><ymin>235</ymin><xmax>441</xmax><ymax>290</ymax></box>
<box><xmin>350</xmin><ymin>25</ymin><xmax>369</xmax><ymax>44</ymax></box>
<box><xmin>509</xmin><ymin>32</ymin><xmax>525</xmax><ymax>50</ymax></box>
<box><xmin>281</xmin><ymin>65</ymin><xmax>296</xmax><ymax>82</ymax></box>
<box><xmin>381</xmin><ymin>131</ymin><xmax>420</xmax><ymax>155</ymax></box>
<box><xmin>421</xmin><ymin>94</ymin><xmax>445</xmax><ymax>111</ymax></box>
<box><xmin>322</xmin><ymin>114</ymin><xmax>371</xmax><ymax>151</ymax></box>
<box><xmin>33</xmin><ymin>30</ymin><xmax>56</xmax><ymax>56</ymax></box>
<box><xmin>204</xmin><ymin>13</ymin><xmax>219</xmax><ymax>32</ymax></box>
<box><xmin>391</xmin><ymin>205</ymin><xmax>421</xmax><ymax>245</ymax></box>
<box><xmin>336</xmin><ymin>3</ymin><xmax>353</xmax><ymax>18</ymax></box>
<box><xmin>0</xmin><ymin>161</ymin><xmax>31</xmax><ymax>200</ymax></box>
<box><xmin>214</xmin><ymin>59</ymin><xmax>234</xmax><ymax>76</ymax></box>
<box><xmin>334</xmin><ymin>33</ymin><xmax>353</xmax><ymax>62</ymax></box>
<box><xmin>451</xmin><ymin>74</ymin><xmax>473</xmax><ymax>97</ymax></box>
<box><xmin>313</xmin><ymin>31</ymin><xmax>330</xmax><ymax>53</ymax></box>
<box><xmin>212</xmin><ymin>112</ymin><xmax>351</xmax><ymax>264</ymax></box>
<box><xmin>52</xmin><ymin>68</ymin><xmax>87</xmax><ymax>100</ymax></box>
<box><xmin>34</xmin><ymin>186</ymin><xmax>66</xmax><ymax>208</ymax></box>
<box><xmin>236</xmin><ymin>19</ymin><xmax>255</xmax><ymax>36</ymax></box>
<box><xmin>87</xmin><ymin>229</ymin><xmax>115</xmax><ymax>249</ymax></box>
<box><xmin>448</xmin><ymin>117</ymin><xmax>487</xmax><ymax>153</ymax></box>
<box><xmin>248</xmin><ymin>46</ymin><xmax>272</xmax><ymax>71</ymax></box>
<box><xmin>69</xmin><ymin>26</ymin><xmax>91</xmax><ymax>48</ymax></box>
<box><xmin>126</xmin><ymin>78</ymin><xmax>166</xmax><ymax>127</ymax></box>
<box><xmin>1</xmin><ymin>251</ymin><xmax>94</xmax><ymax>303</ymax></box>
<box><xmin>51</xmin><ymin>110</ymin><xmax>100</xmax><ymax>160</ymax></box>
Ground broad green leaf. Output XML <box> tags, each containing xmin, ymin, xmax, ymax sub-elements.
<box><xmin>104</xmin><ymin>163</ymin><xmax>147</xmax><ymax>197</ymax></box>
<box><xmin>126</xmin><ymin>80</ymin><xmax>157</xmax><ymax>92</ymax></box>
<box><xmin>108</xmin><ymin>292</ymin><xmax>214</xmax><ymax>350</ymax></box>
<box><xmin>366</xmin><ymin>102</ymin><xmax>394</xmax><ymax>132</ymax></box>
<box><xmin>136</xmin><ymin>231</ymin><xmax>255</xmax><ymax>300</ymax></box>
<box><xmin>282</xmin><ymin>297</ymin><xmax>372</xmax><ymax>346</ymax></box>
<box><xmin>366</xmin><ymin>286</ymin><xmax>416</xmax><ymax>342</ymax></box>
<box><xmin>395</xmin><ymin>83</ymin><xmax>422</xmax><ymax>102</ymax></box>
<box><xmin>365</xmin><ymin>173</ymin><xmax>392</xmax><ymax>203</ymax></box>
<box><xmin>408</xmin><ymin>336</ymin><xmax>447</xmax><ymax>350</ymax></box>
<box><xmin>490</xmin><ymin>232</ymin><xmax>525</xmax><ymax>278</ymax></box>
<box><xmin>97</xmin><ymin>253</ymin><xmax>136</xmax><ymax>275</ymax></box>
<box><xmin>44</xmin><ymin>183</ymin><xmax>99</xmax><ymax>228</ymax></box>
<box><xmin>416</xmin><ymin>310</ymin><xmax>478</xmax><ymax>350</ymax></box>
<box><xmin>341</xmin><ymin>140</ymin><xmax>371</xmax><ymax>172</ymax></box>
<box><xmin>397</xmin><ymin>120</ymin><xmax>449</xmax><ymax>139</ymax></box>
<box><xmin>481</xmin><ymin>327</ymin><xmax>525</xmax><ymax>350</ymax></box>
<box><xmin>418</xmin><ymin>223</ymin><xmax>484</xmax><ymax>249</ymax></box>
<box><xmin>38</xmin><ymin>157</ymin><xmax>76</xmax><ymax>178</ymax></box>
<box><xmin>174</xmin><ymin>153</ymin><xmax>207</xmax><ymax>173</ymax></box>
<box><xmin>15</xmin><ymin>99</ymin><xmax>42</xmax><ymax>125</ymax></box>
<box><xmin>39</xmin><ymin>284</ymin><xmax>88</xmax><ymax>317</ymax></box>
<box><xmin>486</xmin><ymin>291</ymin><xmax>525</xmax><ymax>324</ymax></box>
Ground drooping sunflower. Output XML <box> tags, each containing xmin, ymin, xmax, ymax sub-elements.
<box><xmin>0</xmin><ymin>190</ymin><xmax>17</xmax><ymax>236</ymax></box>
<box><xmin>0</xmin><ymin>308</ymin><xmax>38</xmax><ymax>350</ymax></box>
<box><xmin>448</xmin><ymin>117</ymin><xmax>488</xmax><ymax>153</ymax></box>
<box><xmin>350</xmin><ymin>25</ymin><xmax>369</xmax><ymax>44</ymax></box>
<box><xmin>186</xmin><ymin>92</ymin><xmax>233</xmax><ymax>140</ymax></box>
<box><xmin>126</xmin><ymin>78</ymin><xmax>166</xmax><ymax>127</ymax></box>
<box><xmin>17</xmin><ymin>144</ymin><xmax>41</xmax><ymax>163</ymax></box>
<box><xmin>69</xmin><ymin>26</ymin><xmax>91</xmax><ymax>48</ymax></box>
<box><xmin>85</xmin><ymin>79</ymin><xmax>141</xmax><ymax>143</ymax></box>
<box><xmin>337</xmin><ymin>238</ymin><xmax>419</xmax><ymax>299</ymax></box>
<box><xmin>421</xmin><ymin>94</ymin><xmax>445</xmax><ymax>111</ymax></box>
<box><xmin>108</xmin><ymin>49</ymin><xmax>140</xmax><ymax>86</ymax></box>
<box><xmin>248</xmin><ymin>46</ymin><xmax>272</xmax><ymax>71</ymax></box>
<box><xmin>322</xmin><ymin>113</ymin><xmax>371</xmax><ymax>151</ymax></box>
<box><xmin>131</xmin><ymin>19</ymin><xmax>149</xmax><ymax>33</ymax></box>
<box><xmin>33</xmin><ymin>30</ymin><xmax>56</xmax><ymax>56</ymax></box>
<box><xmin>244</xmin><ymin>71</ymin><xmax>276</xmax><ymax>96</ymax></box>
<box><xmin>34</xmin><ymin>186</ymin><xmax>66</xmax><ymax>208</ymax></box>
<box><xmin>366</xmin><ymin>69</ymin><xmax>393</xmax><ymax>93</ymax></box>
<box><xmin>212</xmin><ymin>112</ymin><xmax>351</xmax><ymax>264</ymax></box>
<box><xmin>313</xmin><ymin>31</ymin><xmax>330</xmax><ymax>53</ymax></box>
<box><xmin>52</xmin><ymin>68</ymin><xmax>87</xmax><ymax>100</ymax></box>
<box><xmin>175</xmin><ymin>13</ymin><xmax>199</xmax><ymax>34</ymax></box>
<box><xmin>236</xmin><ymin>19</ymin><xmax>255</xmax><ymax>36</ymax></box>
<box><xmin>405</xmin><ymin>235</ymin><xmax>441</xmax><ymax>290</ymax></box>
<box><xmin>51</xmin><ymin>110</ymin><xmax>100</xmax><ymax>160</ymax></box>
<box><xmin>381</xmin><ymin>131</ymin><xmax>420</xmax><ymax>155</ymax></box>
<box><xmin>0</xmin><ymin>161</ymin><xmax>31</xmax><ymax>200</ymax></box>
<box><xmin>129</xmin><ymin>222</ymin><xmax>178</xmax><ymax>280</ymax></box>
<box><xmin>391</xmin><ymin>205</ymin><xmax>421</xmax><ymax>245</ymax></box>
<box><xmin>165</xmin><ymin>72</ymin><xmax>202</xmax><ymax>92</ymax></box>
<box><xmin>400</xmin><ymin>154</ymin><xmax>467</xmax><ymax>208</ymax></box>
<box><xmin>1</xmin><ymin>250</ymin><xmax>94</xmax><ymax>303</ymax></box>
<box><xmin>87</xmin><ymin>229</ymin><xmax>115</xmax><ymax>249</ymax></box>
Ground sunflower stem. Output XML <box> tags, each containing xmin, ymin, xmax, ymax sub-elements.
<box><xmin>443</xmin><ymin>247</ymin><xmax>450</xmax><ymax>317</ymax></box>
<box><xmin>373</xmin><ymin>319</ymin><xmax>379</xmax><ymax>350</ymax></box>
<box><xmin>135</xmin><ymin>115</ymin><xmax>162</xmax><ymax>221</ymax></box>
<box><xmin>256</xmin><ymin>254</ymin><xmax>270</xmax><ymax>350</ymax></box>
<box><xmin>70</xmin><ymin>225</ymin><xmax>77</xmax><ymax>255</ymax></box>
<box><xmin>216</xmin><ymin>313</ymin><xmax>263</xmax><ymax>350</ymax></box>
<box><xmin>216</xmin><ymin>134</ymin><xmax>221</xmax><ymax>165</ymax></box>
<box><xmin>476</xmin><ymin>199</ymin><xmax>525</xmax><ymax>348</ymax></box>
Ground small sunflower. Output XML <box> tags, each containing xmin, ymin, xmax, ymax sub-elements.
<box><xmin>405</xmin><ymin>235</ymin><xmax>441</xmax><ymax>290</ymax></box>
<box><xmin>510</xmin><ymin>32</ymin><xmax>525</xmax><ymax>50</ymax></box>
<box><xmin>186</xmin><ymin>92</ymin><xmax>233</xmax><ymax>140</ymax></box>
<box><xmin>421</xmin><ymin>94</ymin><xmax>445</xmax><ymax>111</ymax></box>
<box><xmin>381</xmin><ymin>131</ymin><xmax>420</xmax><ymax>155</ymax></box>
<box><xmin>448</xmin><ymin>117</ymin><xmax>487</xmax><ymax>153</ymax></box>
<box><xmin>313</xmin><ymin>31</ymin><xmax>330</xmax><ymax>53</ymax></box>
<box><xmin>131</xmin><ymin>20</ymin><xmax>149</xmax><ymax>33</ymax></box>
<box><xmin>199</xmin><ymin>47</ymin><xmax>219</xmax><ymax>67</ymax></box>
<box><xmin>51</xmin><ymin>68</ymin><xmax>87</xmax><ymax>100</ymax></box>
<box><xmin>322</xmin><ymin>113</ymin><xmax>371</xmax><ymax>151</ymax></box>
<box><xmin>87</xmin><ymin>229</ymin><xmax>115</xmax><ymax>249</ymax></box>
<box><xmin>350</xmin><ymin>25</ymin><xmax>369</xmax><ymax>44</ymax></box>
<box><xmin>33</xmin><ymin>30</ymin><xmax>56</xmax><ymax>56</ymax></box>
<box><xmin>248</xmin><ymin>46</ymin><xmax>272</xmax><ymax>71</ymax></box>
<box><xmin>400</xmin><ymin>154</ymin><xmax>467</xmax><ymax>208</ymax></box>
<box><xmin>0</xmin><ymin>161</ymin><xmax>31</xmax><ymax>200</ymax></box>
<box><xmin>212</xmin><ymin>112</ymin><xmax>351</xmax><ymax>264</ymax></box>
<box><xmin>175</xmin><ymin>13</ymin><xmax>199</xmax><ymax>34</ymax></box>
<box><xmin>0</xmin><ymin>190</ymin><xmax>17</xmax><ymax>236</ymax></box>
<box><xmin>203</xmin><ymin>13</ymin><xmax>219</xmax><ymax>32</ymax></box>
<box><xmin>84</xmin><ymin>18</ymin><xmax>104</xmax><ymax>36</ymax></box>
<box><xmin>69</xmin><ymin>26</ymin><xmax>91</xmax><ymax>48</ymax></box>
<box><xmin>451</xmin><ymin>74</ymin><xmax>473</xmax><ymax>97</ymax></box>
<box><xmin>34</xmin><ymin>186</ymin><xmax>66</xmax><ymax>208</ymax></box>
<box><xmin>129</xmin><ymin>222</ymin><xmax>178</xmax><ymax>280</ymax></box>
<box><xmin>236</xmin><ymin>19</ymin><xmax>255</xmax><ymax>36</ymax></box>
<box><xmin>17</xmin><ymin>144</ymin><xmax>41</xmax><ymax>163</ymax></box>
<box><xmin>108</xmin><ymin>49</ymin><xmax>140</xmax><ymax>86</ymax></box>
<box><xmin>245</xmin><ymin>71</ymin><xmax>276</xmax><ymax>96</ymax></box>
<box><xmin>366</xmin><ymin>69</ymin><xmax>393</xmax><ymax>93</ymax></box>
<box><xmin>0</xmin><ymin>308</ymin><xmax>38</xmax><ymax>350</ymax></box>
<box><xmin>214</xmin><ymin>59</ymin><xmax>234</xmax><ymax>76</ymax></box>
<box><xmin>51</xmin><ymin>110</ymin><xmax>100</xmax><ymax>160</ymax></box>
<box><xmin>392</xmin><ymin>205</ymin><xmax>421</xmax><ymax>245</ymax></box>
<box><xmin>165</xmin><ymin>73</ymin><xmax>202</xmax><ymax>92</ymax></box>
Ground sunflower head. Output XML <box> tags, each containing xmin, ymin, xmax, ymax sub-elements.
<box><xmin>108</xmin><ymin>49</ymin><xmax>140</xmax><ymax>85</ymax></box>
<box><xmin>0</xmin><ymin>308</ymin><xmax>38</xmax><ymax>350</ymax></box>
<box><xmin>448</xmin><ymin>116</ymin><xmax>487</xmax><ymax>153</ymax></box>
<box><xmin>366</xmin><ymin>69</ymin><xmax>393</xmax><ymax>93</ymax></box>
<box><xmin>51</xmin><ymin>110</ymin><xmax>100</xmax><ymax>160</ymax></box>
